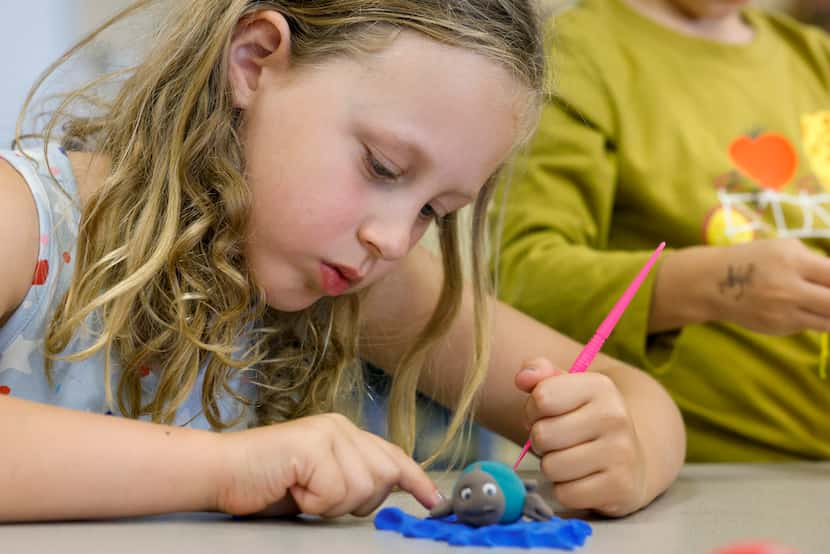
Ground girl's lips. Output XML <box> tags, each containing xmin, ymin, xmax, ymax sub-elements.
<box><xmin>320</xmin><ymin>262</ymin><xmax>350</xmax><ymax>296</ymax></box>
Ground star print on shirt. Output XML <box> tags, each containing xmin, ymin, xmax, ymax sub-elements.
<box><xmin>0</xmin><ymin>335</ymin><xmax>42</xmax><ymax>375</ymax></box>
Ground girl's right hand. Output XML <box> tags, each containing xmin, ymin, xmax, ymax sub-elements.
<box><xmin>214</xmin><ymin>413</ymin><xmax>440</xmax><ymax>518</ymax></box>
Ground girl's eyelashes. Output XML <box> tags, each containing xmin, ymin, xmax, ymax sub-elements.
<box><xmin>419</xmin><ymin>204</ymin><xmax>437</xmax><ymax>220</ymax></box>
<box><xmin>363</xmin><ymin>145</ymin><xmax>445</xmax><ymax>223</ymax></box>
<box><xmin>420</xmin><ymin>203</ymin><xmax>448</xmax><ymax>224</ymax></box>
<box><xmin>364</xmin><ymin>148</ymin><xmax>401</xmax><ymax>181</ymax></box>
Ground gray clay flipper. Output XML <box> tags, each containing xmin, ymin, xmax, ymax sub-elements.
<box><xmin>522</xmin><ymin>492</ymin><xmax>554</xmax><ymax>521</ymax></box>
<box><xmin>522</xmin><ymin>479</ymin><xmax>539</xmax><ymax>492</ymax></box>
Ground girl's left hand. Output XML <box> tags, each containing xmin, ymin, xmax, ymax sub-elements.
<box><xmin>515</xmin><ymin>357</ymin><xmax>648</xmax><ymax>517</ymax></box>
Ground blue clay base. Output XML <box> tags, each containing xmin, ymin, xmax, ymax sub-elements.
<box><xmin>374</xmin><ymin>507</ymin><xmax>592</xmax><ymax>550</ymax></box>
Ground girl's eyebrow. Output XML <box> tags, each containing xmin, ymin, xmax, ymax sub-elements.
<box><xmin>366</xmin><ymin>124</ymin><xmax>484</xmax><ymax>201</ymax></box>
<box><xmin>364</xmin><ymin>123</ymin><xmax>431</xmax><ymax>167</ymax></box>
<box><xmin>394</xmin><ymin>135</ymin><xmax>428</xmax><ymax>165</ymax></box>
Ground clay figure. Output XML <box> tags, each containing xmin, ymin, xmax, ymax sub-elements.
<box><xmin>430</xmin><ymin>461</ymin><xmax>554</xmax><ymax>527</ymax></box>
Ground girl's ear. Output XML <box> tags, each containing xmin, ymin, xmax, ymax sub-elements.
<box><xmin>229</xmin><ymin>10</ymin><xmax>292</xmax><ymax>109</ymax></box>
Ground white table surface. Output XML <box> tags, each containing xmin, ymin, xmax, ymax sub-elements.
<box><xmin>2</xmin><ymin>462</ymin><xmax>827</xmax><ymax>554</ymax></box>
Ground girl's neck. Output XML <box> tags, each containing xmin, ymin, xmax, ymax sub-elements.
<box><xmin>622</xmin><ymin>0</ymin><xmax>755</xmax><ymax>44</ymax></box>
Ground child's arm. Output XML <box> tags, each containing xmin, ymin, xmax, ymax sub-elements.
<box><xmin>0</xmin><ymin>161</ymin><xmax>225</xmax><ymax>520</ymax></box>
<box><xmin>0</xmin><ymin>395</ymin><xmax>225</xmax><ymax>520</ymax></box>
<box><xmin>4</xmin><ymin>159</ymin><xmax>216</xmax><ymax>521</ymax></box>
<box><xmin>0</xmin><ymin>158</ymin><xmax>40</xmax><ymax>326</ymax></box>
<box><xmin>0</xmin><ymin>161</ymin><xmax>438</xmax><ymax>522</ymax></box>
<box><xmin>0</xmin><ymin>396</ymin><xmax>439</xmax><ymax>521</ymax></box>
<box><xmin>361</xmin><ymin>246</ymin><xmax>685</xmax><ymax>517</ymax></box>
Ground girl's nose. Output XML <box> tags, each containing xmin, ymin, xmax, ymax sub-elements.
<box><xmin>358</xmin><ymin>217</ymin><xmax>412</xmax><ymax>261</ymax></box>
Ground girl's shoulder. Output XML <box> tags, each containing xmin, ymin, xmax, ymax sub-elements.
<box><xmin>0</xmin><ymin>144</ymin><xmax>81</xmax><ymax>329</ymax></box>
<box><xmin>0</xmin><ymin>151</ymin><xmax>41</xmax><ymax>326</ymax></box>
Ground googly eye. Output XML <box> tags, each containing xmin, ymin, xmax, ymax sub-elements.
<box><xmin>482</xmin><ymin>483</ymin><xmax>498</xmax><ymax>496</ymax></box>
<box><xmin>459</xmin><ymin>487</ymin><xmax>472</xmax><ymax>501</ymax></box>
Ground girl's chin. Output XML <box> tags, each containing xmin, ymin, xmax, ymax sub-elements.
<box><xmin>264</xmin><ymin>289</ymin><xmax>322</xmax><ymax>313</ymax></box>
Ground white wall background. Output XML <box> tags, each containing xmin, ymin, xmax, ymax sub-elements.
<box><xmin>0</xmin><ymin>0</ymin><xmax>801</xmax><ymax>146</ymax></box>
<box><xmin>0</xmin><ymin>0</ymin><xmax>133</xmax><ymax>146</ymax></box>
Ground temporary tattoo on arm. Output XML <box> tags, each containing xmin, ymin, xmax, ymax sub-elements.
<box><xmin>718</xmin><ymin>263</ymin><xmax>756</xmax><ymax>300</ymax></box>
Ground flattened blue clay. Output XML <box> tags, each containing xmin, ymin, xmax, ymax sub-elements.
<box><xmin>374</xmin><ymin>507</ymin><xmax>592</xmax><ymax>550</ymax></box>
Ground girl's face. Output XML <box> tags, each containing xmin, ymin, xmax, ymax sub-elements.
<box><xmin>231</xmin><ymin>15</ymin><xmax>525</xmax><ymax>311</ymax></box>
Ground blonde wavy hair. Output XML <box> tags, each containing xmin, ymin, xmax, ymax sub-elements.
<box><xmin>18</xmin><ymin>0</ymin><xmax>545</xmax><ymax>463</ymax></box>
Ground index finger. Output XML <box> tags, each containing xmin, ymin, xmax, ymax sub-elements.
<box><xmin>375</xmin><ymin>437</ymin><xmax>440</xmax><ymax>510</ymax></box>
<box><xmin>525</xmin><ymin>372</ymin><xmax>600</xmax><ymax>424</ymax></box>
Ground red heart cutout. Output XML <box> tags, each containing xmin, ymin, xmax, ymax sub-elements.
<box><xmin>729</xmin><ymin>133</ymin><xmax>797</xmax><ymax>190</ymax></box>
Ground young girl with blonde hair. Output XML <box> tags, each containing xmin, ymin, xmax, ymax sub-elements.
<box><xmin>0</xmin><ymin>0</ymin><xmax>684</xmax><ymax>521</ymax></box>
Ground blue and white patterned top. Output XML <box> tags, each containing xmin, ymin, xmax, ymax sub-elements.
<box><xmin>0</xmin><ymin>142</ymin><xmax>255</xmax><ymax>429</ymax></box>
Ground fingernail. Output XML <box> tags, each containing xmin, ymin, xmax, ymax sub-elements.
<box><xmin>520</xmin><ymin>366</ymin><xmax>538</xmax><ymax>374</ymax></box>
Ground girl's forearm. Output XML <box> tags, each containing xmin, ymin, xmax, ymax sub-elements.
<box><xmin>0</xmin><ymin>395</ymin><xmax>223</xmax><ymax>521</ymax></box>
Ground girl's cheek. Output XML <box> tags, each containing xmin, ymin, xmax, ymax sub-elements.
<box><xmin>366</xmin><ymin>263</ymin><xmax>397</xmax><ymax>287</ymax></box>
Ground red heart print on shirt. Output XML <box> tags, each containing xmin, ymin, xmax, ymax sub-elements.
<box><xmin>32</xmin><ymin>259</ymin><xmax>49</xmax><ymax>285</ymax></box>
<box><xmin>729</xmin><ymin>132</ymin><xmax>797</xmax><ymax>190</ymax></box>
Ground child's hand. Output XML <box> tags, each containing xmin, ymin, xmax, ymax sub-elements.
<box><xmin>713</xmin><ymin>238</ymin><xmax>830</xmax><ymax>335</ymax></box>
<box><xmin>515</xmin><ymin>357</ymin><xmax>647</xmax><ymax>517</ymax></box>
<box><xmin>656</xmin><ymin>237</ymin><xmax>830</xmax><ymax>335</ymax></box>
<box><xmin>215</xmin><ymin>413</ymin><xmax>440</xmax><ymax>518</ymax></box>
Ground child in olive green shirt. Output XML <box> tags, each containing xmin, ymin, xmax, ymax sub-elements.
<box><xmin>494</xmin><ymin>0</ymin><xmax>830</xmax><ymax>461</ymax></box>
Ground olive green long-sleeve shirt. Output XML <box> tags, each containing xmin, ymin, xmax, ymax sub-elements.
<box><xmin>494</xmin><ymin>0</ymin><xmax>830</xmax><ymax>461</ymax></box>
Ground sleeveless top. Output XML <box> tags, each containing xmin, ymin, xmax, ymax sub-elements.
<box><xmin>0</xmin><ymin>143</ymin><xmax>255</xmax><ymax>429</ymax></box>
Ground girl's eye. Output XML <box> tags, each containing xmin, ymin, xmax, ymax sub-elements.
<box><xmin>419</xmin><ymin>204</ymin><xmax>437</xmax><ymax>220</ymax></box>
<box><xmin>363</xmin><ymin>147</ymin><xmax>443</xmax><ymax>223</ymax></box>
<box><xmin>482</xmin><ymin>483</ymin><xmax>498</xmax><ymax>496</ymax></box>
<box><xmin>459</xmin><ymin>487</ymin><xmax>472</xmax><ymax>501</ymax></box>
<box><xmin>365</xmin><ymin>150</ymin><xmax>399</xmax><ymax>180</ymax></box>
